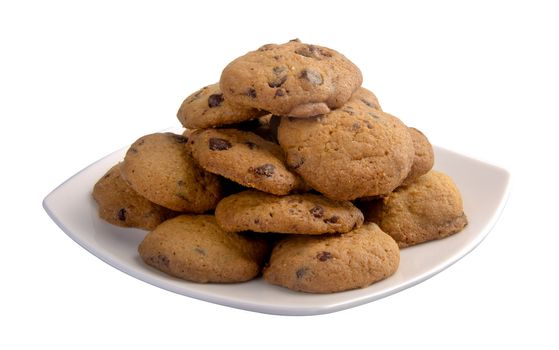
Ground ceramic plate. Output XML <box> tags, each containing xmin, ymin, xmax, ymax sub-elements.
<box><xmin>43</xmin><ymin>131</ymin><xmax>510</xmax><ymax>315</ymax></box>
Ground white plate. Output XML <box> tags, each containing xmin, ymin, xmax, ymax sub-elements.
<box><xmin>43</xmin><ymin>133</ymin><xmax>510</xmax><ymax>316</ymax></box>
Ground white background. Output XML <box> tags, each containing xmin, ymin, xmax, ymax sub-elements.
<box><xmin>2</xmin><ymin>0</ymin><xmax>558</xmax><ymax>348</ymax></box>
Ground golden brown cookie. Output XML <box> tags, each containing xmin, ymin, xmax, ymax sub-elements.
<box><xmin>361</xmin><ymin>171</ymin><xmax>468</xmax><ymax>248</ymax></box>
<box><xmin>177</xmin><ymin>83</ymin><xmax>267</xmax><ymax>129</ymax></box>
<box><xmin>348</xmin><ymin>86</ymin><xmax>382</xmax><ymax>111</ymax></box>
<box><xmin>121</xmin><ymin>133</ymin><xmax>222</xmax><ymax>213</ymax></box>
<box><xmin>138</xmin><ymin>215</ymin><xmax>270</xmax><ymax>283</ymax></box>
<box><xmin>277</xmin><ymin>90</ymin><xmax>414</xmax><ymax>200</ymax></box>
<box><xmin>220</xmin><ymin>39</ymin><xmax>362</xmax><ymax>117</ymax></box>
<box><xmin>401</xmin><ymin>127</ymin><xmax>434</xmax><ymax>186</ymax></box>
<box><xmin>92</xmin><ymin>163</ymin><xmax>177</xmax><ymax>230</ymax></box>
<box><xmin>188</xmin><ymin>128</ymin><xmax>306</xmax><ymax>195</ymax></box>
<box><xmin>263</xmin><ymin>223</ymin><xmax>399</xmax><ymax>293</ymax></box>
<box><xmin>215</xmin><ymin>190</ymin><xmax>363</xmax><ymax>235</ymax></box>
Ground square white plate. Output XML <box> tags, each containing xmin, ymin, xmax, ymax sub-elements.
<box><xmin>43</xmin><ymin>132</ymin><xmax>510</xmax><ymax>316</ymax></box>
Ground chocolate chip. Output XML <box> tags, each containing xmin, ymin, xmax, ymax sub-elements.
<box><xmin>207</xmin><ymin>93</ymin><xmax>224</xmax><ymax>108</ymax></box>
<box><xmin>177</xmin><ymin>180</ymin><xmax>186</xmax><ymax>187</ymax></box>
<box><xmin>296</xmin><ymin>267</ymin><xmax>308</xmax><ymax>278</ymax></box>
<box><xmin>324</xmin><ymin>215</ymin><xmax>339</xmax><ymax>224</ymax></box>
<box><xmin>366</xmin><ymin>121</ymin><xmax>373</xmax><ymax>129</ymax></box>
<box><xmin>343</xmin><ymin>108</ymin><xmax>355</xmax><ymax>115</ymax></box>
<box><xmin>289</xmin><ymin>157</ymin><xmax>304</xmax><ymax>169</ymax></box>
<box><xmin>130</xmin><ymin>147</ymin><xmax>138</xmax><ymax>153</ymax></box>
<box><xmin>272</xmin><ymin>55</ymin><xmax>282</xmax><ymax>60</ymax></box>
<box><xmin>194</xmin><ymin>247</ymin><xmax>206</xmax><ymax>256</ymax></box>
<box><xmin>361</xmin><ymin>98</ymin><xmax>374</xmax><ymax>108</ymax></box>
<box><xmin>299</xmin><ymin>69</ymin><xmax>323</xmax><ymax>85</ymax></box>
<box><xmin>294</xmin><ymin>45</ymin><xmax>332</xmax><ymax>59</ymax></box>
<box><xmin>209</xmin><ymin>137</ymin><xmax>232</xmax><ymax>151</ymax></box>
<box><xmin>352</xmin><ymin>122</ymin><xmax>361</xmax><ymax>130</ymax></box>
<box><xmin>176</xmin><ymin>192</ymin><xmax>190</xmax><ymax>202</ymax></box>
<box><xmin>268</xmin><ymin>75</ymin><xmax>287</xmax><ymax>88</ymax></box>
<box><xmin>245</xmin><ymin>88</ymin><xmax>257</xmax><ymax>98</ymax></box>
<box><xmin>309</xmin><ymin>206</ymin><xmax>324</xmax><ymax>218</ymax></box>
<box><xmin>318</xmin><ymin>48</ymin><xmax>332</xmax><ymax>57</ymax></box>
<box><xmin>117</xmin><ymin>208</ymin><xmax>126</xmax><ymax>221</ymax></box>
<box><xmin>244</xmin><ymin>141</ymin><xmax>257</xmax><ymax>150</ymax></box>
<box><xmin>258</xmin><ymin>44</ymin><xmax>275</xmax><ymax>51</ymax></box>
<box><xmin>252</xmin><ymin>164</ymin><xmax>275</xmax><ymax>177</ymax></box>
<box><xmin>295</xmin><ymin>46</ymin><xmax>313</xmax><ymax>58</ymax></box>
<box><xmin>275</xmin><ymin>88</ymin><xmax>286</xmax><ymax>97</ymax></box>
<box><xmin>289</xmin><ymin>38</ymin><xmax>301</xmax><ymax>43</ymax></box>
<box><xmin>316</xmin><ymin>251</ymin><xmax>333</xmax><ymax>262</ymax></box>
<box><xmin>269</xmin><ymin>68</ymin><xmax>288</xmax><ymax>87</ymax></box>
<box><xmin>171</xmin><ymin>134</ymin><xmax>188</xmax><ymax>143</ymax></box>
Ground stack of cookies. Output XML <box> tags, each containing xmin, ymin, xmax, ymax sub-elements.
<box><xmin>92</xmin><ymin>39</ymin><xmax>468</xmax><ymax>293</ymax></box>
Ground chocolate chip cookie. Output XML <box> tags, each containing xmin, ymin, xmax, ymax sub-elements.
<box><xmin>177</xmin><ymin>83</ymin><xmax>267</xmax><ymax>129</ymax></box>
<box><xmin>277</xmin><ymin>90</ymin><xmax>414</xmax><ymax>200</ymax></box>
<box><xmin>401</xmin><ymin>127</ymin><xmax>434</xmax><ymax>186</ymax></box>
<box><xmin>361</xmin><ymin>171</ymin><xmax>468</xmax><ymax>248</ymax></box>
<box><xmin>220</xmin><ymin>39</ymin><xmax>362</xmax><ymax>117</ymax></box>
<box><xmin>350</xmin><ymin>86</ymin><xmax>382</xmax><ymax>111</ymax></box>
<box><xmin>263</xmin><ymin>222</ymin><xmax>399</xmax><ymax>293</ymax></box>
<box><xmin>138</xmin><ymin>215</ymin><xmax>270</xmax><ymax>283</ymax></box>
<box><xmin>92</xmin><ymin>163</ymin><xmax>177</xmax><ymax>230</ymax></box>
<box><xmin>121</xmin><ymin>132</ymin><xmax>222</xmax><ymax>213</ymax></box>
<box><xmin>215</xmin><ymin>190</ymin><xmax>364</xmax><ymax>235</ymax></box>
<box><xmin>188</xmin><ymin>128</ymin><xmax>306</xmax><ymax>195</ymax></box>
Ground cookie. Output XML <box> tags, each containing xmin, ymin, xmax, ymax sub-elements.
<box><xmin>361</xmin><ymin>171</ymin><xmax>468</xmax><ymax>248</ymax></box>
<box><xmin>401</xmin><ymin>127</ymin><xmax>434</xmax><ymax>186</ymax></box>
<box><xmin>92</xmin><ymin>163</ymin><xmax>177</xmax><ymax>230</ymax></box>
<box><xmin>138</xmin><ymin>215</ymin><xmax>270</xmax><ymax>283</ymax></box>
<box><xmin>122</xmin><ymin>132</ymin><xmax>222</xmax><ymax>213</ymax></box>
<box><xmin>215</xmin><ymin>190</ymin><xmax>364</xmax><ymax>235</ymax></box>
<box><xmin>350</xmin><ymin>86</ymin><xmax>382</xmax><ymax>111</ymax></box>
<box><xmin>177</xmin><ymin>83</ymin><xmax>267</xmax><ymax>129</ymax></box>
<box><xmin>277</xmin><ymin>90</ymin><xmax>414</xmax><ymax>200</ymax></box>
<box><xmin>263</xmin><ymin>222</ymin><xmax>399</xmax><ymax>293</ymax></box>
<box><xmin>188</xmin><ymin>128</ymin><xmax>306</xmax><ymax>195</ymax></box>
<box><xmin>220</xmin><ymin>39</ymin><xmax>362</xmax><ymax>117</ymax></box>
